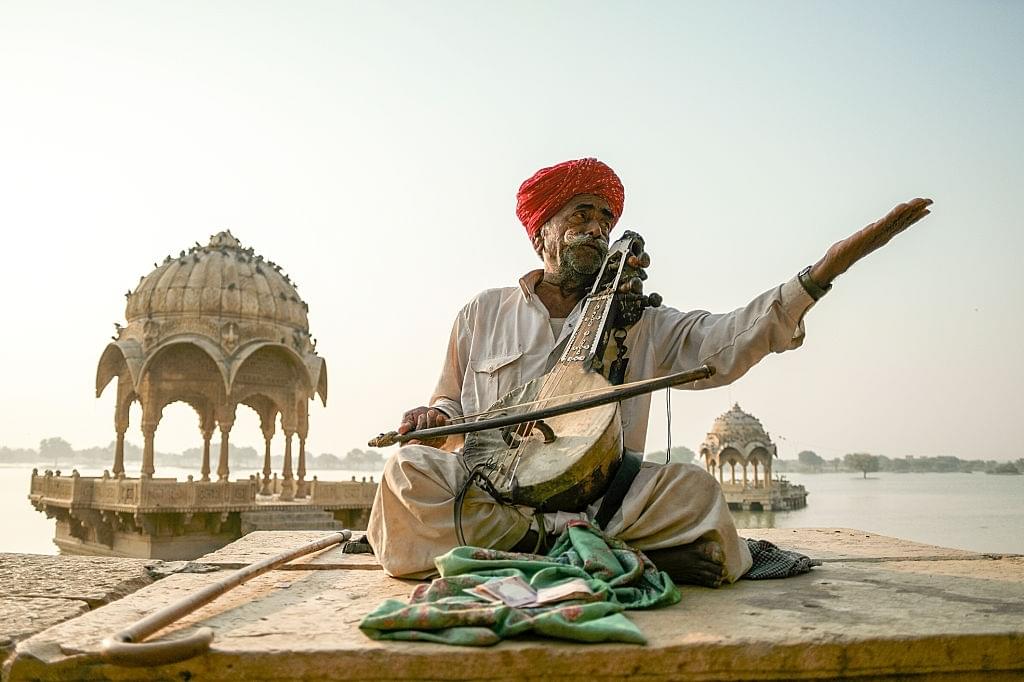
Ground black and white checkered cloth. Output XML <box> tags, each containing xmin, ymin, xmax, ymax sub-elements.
<box><xmin>742</xmin><ymin>538</ymin><xmax>822</xmax><ymax>579</ymax></box>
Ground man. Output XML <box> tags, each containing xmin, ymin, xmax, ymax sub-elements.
<box><xmin>367</xmin><ymin>158</ymin><xmax>931</xmax><ymax>584</ymax></box>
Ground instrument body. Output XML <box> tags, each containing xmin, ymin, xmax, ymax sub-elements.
<box><xmin>462</xmin><ymin>231</ymin><xmax>658</xmax><ymax>511</ymax></box>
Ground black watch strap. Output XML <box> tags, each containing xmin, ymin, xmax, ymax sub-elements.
<box><xmin>798</xmin><ymin>266</ymin><xmax>832</xmax><ymax>301</ymax></box>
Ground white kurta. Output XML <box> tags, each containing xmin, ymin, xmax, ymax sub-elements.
<box><xmin>368</xmin><ymin>270</ymin><xmax>816</xmax><ymax>579</ymax></box>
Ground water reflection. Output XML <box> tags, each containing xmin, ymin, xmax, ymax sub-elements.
<box><xmin>729</xmin><ymin>509</ymin><xmax>778</xmax><ymax>529</ymax></box>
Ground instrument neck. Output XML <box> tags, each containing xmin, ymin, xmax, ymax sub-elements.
<box><xmin>556</xmin><ymin>291</ymin><xmax>617</xmax><ymax>372</ymax></box>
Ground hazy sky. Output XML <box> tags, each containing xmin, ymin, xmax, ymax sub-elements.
<box><xmin>1</xmin><ymin>1</ymin><xmax>1021</xmax><ymax>466</ymax></box>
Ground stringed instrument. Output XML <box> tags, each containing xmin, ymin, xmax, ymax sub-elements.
<box><xmin>459</xmin><ymin>231</ymin><xmax>660</xmax><ymax>512</ymax></box>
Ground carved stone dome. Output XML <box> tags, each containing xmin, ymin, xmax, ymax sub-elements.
<box><xmin>125</xmin><ymin>230</ymin><xmax>309</xmax><ymax>331</ymax></box>
<box><xmin>700</xmin><ymin>403</ymin><xmax>776</xmax><ymax>463</ymax></box>
<box><xmin>708</xmin><ymin>403</ymin><xmax>770</xmax><ymax>445</ymax></box>
<box><xmin>97</xmin><ymin>230</ymin><xmax>326</xmax><ymax>408</ymax></box>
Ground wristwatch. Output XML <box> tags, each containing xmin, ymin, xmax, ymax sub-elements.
<box><xmin>798</xmin><ymin>266</ymin><xmax>832</xmax><ymax>301</ymax></box>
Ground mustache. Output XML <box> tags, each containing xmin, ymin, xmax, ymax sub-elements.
<box><xmin>564</xmin><ymin>234</ymin><xmax>609</xmax><ymax>257</ymax></box>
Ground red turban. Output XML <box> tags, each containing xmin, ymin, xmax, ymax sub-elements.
<box><xmin>516</xmin><ymin>158</ymin><xmax>625</xmax><ymax>239</ymax></box>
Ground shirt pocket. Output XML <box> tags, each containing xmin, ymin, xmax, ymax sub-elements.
<box><xmin>468</xmin><ymin>351</ymin><xmax>524</xmax><ymax>410</ymax></box>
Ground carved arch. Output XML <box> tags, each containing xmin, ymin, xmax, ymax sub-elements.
<box><xmin>308</xmin><ymin>356</ymin><xmax>328</xmax><ymax>406</ymax></box>
<box><xmin>95</xmin><ymin>340</ymin><xmax>145</xmax><ymax>397</ymax></box>
<box><xmin>137</xmin><ymin>336</ymin><xmax>230</xmax><ymax>394</ymax></box>
<box><xmin>228</xmin><ymin>341</ymin><xmax>314</xmax><ymax>396</ymax></box>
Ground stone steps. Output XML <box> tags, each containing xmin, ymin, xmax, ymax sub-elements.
<box><xmin>239</xmin><ymin>509</ymin><xmax>344</xmax><ymax>535</ymax></box>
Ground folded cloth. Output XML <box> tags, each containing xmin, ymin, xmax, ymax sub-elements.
<box><xmin>360</xmin><ymin>520</ymin><xmax>679</xmax><ymax>646</ymax></box>
<box><xmin>742</xmin><ymin>538</ymin><xmax>822</xmax><ymax>579</ymax></box>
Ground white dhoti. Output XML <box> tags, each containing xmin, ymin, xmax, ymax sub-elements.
<box><xmin>367</xmin><ymin>445</ymin><xmax>753</xmax><ymax>581</ymax></box>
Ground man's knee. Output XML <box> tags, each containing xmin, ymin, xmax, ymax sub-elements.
<box><xmin>380</xmin><ymin>445</ymin><xmax>446</xmax><ymax>487</ymax></box>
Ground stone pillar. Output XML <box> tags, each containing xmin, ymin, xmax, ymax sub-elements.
<box><xmin>752</xmin><ymin>460</ymin><xmax>759</xmax><ymax>488</ymax></box>
<box><xmin>113</xmin><ymin>380</ymin><xmax>130</xmax><ymax>479</ymax></box>
<box><xmin>260</xmin><ymin>417</ymin><xmax>275</xmax><ymax>496</ymax></box>
<box><xmin>141</xmin><ymin>422</ymin><xmax>156</xmax><ymax>479</ymax></box>
<box><xmin>717</xmin><ymin>458</ymin><xmax>724</xmax><ymax>483</ymax></box>
<box><xmin>215</xmin><ymin>404</ymin><xmax>235</xmax><ymax>482</ymax></box>
<box><xmin>200</xmin><ymin>428</ymin><xmax>213</xmax><ymax>482</ymax></box>
<box><xmin>260</xmin><ymin>435</ymin><xmax>273</xmax><ymax>495</ymax></box>
<box><xmin>113</xmin><ymin>431</ymin><xmax>126</xmax><ymax>478</ymax></box>
<box><xmin>730</xmin><ymin>462</ymin><xmax>736</xmax><ymax>485</ymax></box>
<box><xmin>217</xmin><ymin>422</ymin><xmax>232</xmax><ymax>482</ymax></box>
<box><xmin>742</xmin><ymin>462</ymin><xmax>748</xmax><ymax>488</ymax></box>
<box><xmin>296</xmin><ymin>436</ymin><xmax>308</xmax><ymax>499</ymax></box>
<box><xmin>765</xmin><ymin>461</ymin><xmax>773</xmax><ymax>490</ymax></box>
<box><xmin>280</xmin><ymin>430</ymin><xmax>295</xmax><ymax>501</ymax></box>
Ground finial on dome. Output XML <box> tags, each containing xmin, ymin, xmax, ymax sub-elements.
<box><xmin>208</xmin><ymin>230</ymin><xmax>241</xmax><ymax>249</ymax></box>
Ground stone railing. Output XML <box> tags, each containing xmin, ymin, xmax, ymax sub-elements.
<box><xmin>309</xmin><ymin>478</ymin><xmax>377</xmax><ymax>508</ymax></box>
<box><xmin>29</xmin><ymin>470</ymin><xmax>258</xmax><ymax>512</ymax></box>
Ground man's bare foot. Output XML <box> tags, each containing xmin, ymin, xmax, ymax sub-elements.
<box><xmin>645</xmin><ymin>540</ymin><xmax>728</xmax><ymax>587</ymax></box>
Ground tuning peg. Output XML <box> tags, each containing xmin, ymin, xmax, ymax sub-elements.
<box><xmin>619</xmin><ymin>277</ymin><xmax>643</xmax><ymax>295</ymax></box>
<box><xmin>627</xmin><ymin>252</ymin><xmax>651</xmax><ymax>269</ymax></box>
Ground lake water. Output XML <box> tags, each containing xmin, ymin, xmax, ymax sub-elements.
<box><xmin>4</xmin><ymin>466</ymin><xmax>1022</xmax><ymax>556</ymax></box>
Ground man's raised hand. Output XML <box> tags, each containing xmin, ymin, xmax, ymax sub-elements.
<box><xmin>398</xmin><ymin>406</ymin><xmax>449</xmax><ymax>448</ymax></box>
<box><xmin>809</xmin><ymin>198</ymin><xmax>933</xmax><ymax>287</ymax></box>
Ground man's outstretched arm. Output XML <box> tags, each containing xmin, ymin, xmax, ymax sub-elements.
<box><xmin>646</xmin><ymin>197</ymin><xmax>935</xmax><ymax>388</ymax></box>
<box><xmin>807</xmin><ymin>198</ymin><xmax>932</xmax><ymax>289</ymax></box>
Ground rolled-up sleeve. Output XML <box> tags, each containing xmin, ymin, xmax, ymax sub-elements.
<box><xmin>649</xmin><ymin>276</ymin><xmax>816</xmax><ymax>389</ymax></box>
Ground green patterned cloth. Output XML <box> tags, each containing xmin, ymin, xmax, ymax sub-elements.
<box><xmin>360</xmin><ymin>521</ymin><xmax>680</xmax><ymax>646</ymax></box>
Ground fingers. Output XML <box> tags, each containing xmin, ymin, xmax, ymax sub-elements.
<box><xmin>398</xmin><ymin>406</ymin><xmax>448</xmax><ymax>436</ymax></box>
<box><xmin>397</xmin><ymin>410</ymin><xmax>417</xmax><ymax>435</ymax></box>
<box><xmin>868</xmin><ymin>198</ymin><xmax>933</xmax><ymax>242</ymax></box>
<box><xmin>889</xmin><ymin>201</ymin><xmax>932</xmax><ymax>234</ymax></box>
<box><xmin>398</xmin><ymin>407</ymin><xmax>426</xmax><ymax>435</ymax></box>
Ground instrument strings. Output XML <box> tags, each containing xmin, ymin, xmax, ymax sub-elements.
<box><xmin>491</xmin><ymin>280</ymin><xmax>617</xmax><ymax>492</ymax></box>
<box><xmin>493</xmin><ymin>355</ymin><xmax>571</xmax><ymax>488</ymax></box>
<box><xmin>493</xmin><ymin>293</ymin><xmax>607</xmax><ymax>488</ymax></box>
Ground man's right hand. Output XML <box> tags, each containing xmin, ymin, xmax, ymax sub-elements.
<box><xmin>398</xmin><ymin>406</ymin><xmax>449</xmax><ymax>448</ymax></box>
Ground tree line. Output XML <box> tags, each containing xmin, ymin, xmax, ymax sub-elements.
<box><xmin>6</xmin><ymin>438</ymin><xmax>1020</xmax><ymax>477</ymax></box>
<box><xmin>0</xmin><ymin>438</ymin><xmax>386</xmax><ymax>472</ymax></box>
<box><xmin>778</xmin><ymin>450</ymin><xmax>1023</xmax><ymax>477</ymax></box>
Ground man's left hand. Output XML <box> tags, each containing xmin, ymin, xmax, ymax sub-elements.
<box><xmin>809</xmin><ymin>198</ymin><xmax>933</xmax><ymax>287</ymax></box>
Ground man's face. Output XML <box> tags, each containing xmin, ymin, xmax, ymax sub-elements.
<box><xmin>533</xmin><ymin>194</ymin><xmax>615</xmax><ymax>282</ymax></box>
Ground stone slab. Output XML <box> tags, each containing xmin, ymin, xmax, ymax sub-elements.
<box><xmin>6</xmin><ymin>530</ymin><xmax>1024</xmax><ymax>681</ymax></box>
<box><xmin>0</xmin><ymin>554</ymin><xmax>154</xmax><ymax>607</ymax></box>
<box><xmin>736</xmin><ymin>527</ymin><xmax>989</xmax><ymax>562</ymax></box>
<box><xmin>0</xmin><ymin>598</ymin><xmax>89</xmax><ymax>664</ymax></box>
<box><xmin>0</xmin><ymin>554</ymin><xmax>155</xmax><ymax>671</ymax></box>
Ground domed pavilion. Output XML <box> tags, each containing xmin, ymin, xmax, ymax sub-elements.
<box><xmin>95</xmin><ymin>230</ymin><xmax>327</xmax><ymax>500</ymax></box>
<box><xmin>700</xmin><ymin>404</ymin><xmax>777</xmax><ymax>490</ymax></box>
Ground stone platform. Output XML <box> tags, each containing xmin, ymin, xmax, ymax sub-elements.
<box><xmin>0</xmin><ymin>554</ymin><xmax>154</xmax><ymax>665</ymax></box>
<box><xmin>4</xmin><ymin>529</ymin><xmax>1023</xmax><ymax>681</ymax></box>
<box><xmin>29</xmin><ymin>471</ymin><xmax>375</xmax><ymax>560</ymax></box>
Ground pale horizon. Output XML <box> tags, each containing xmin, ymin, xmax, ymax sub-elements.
<box><xmin>1</xmin><ymin>1</ymin><xmax>1021</xmax><ymax>466</ymax></box>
